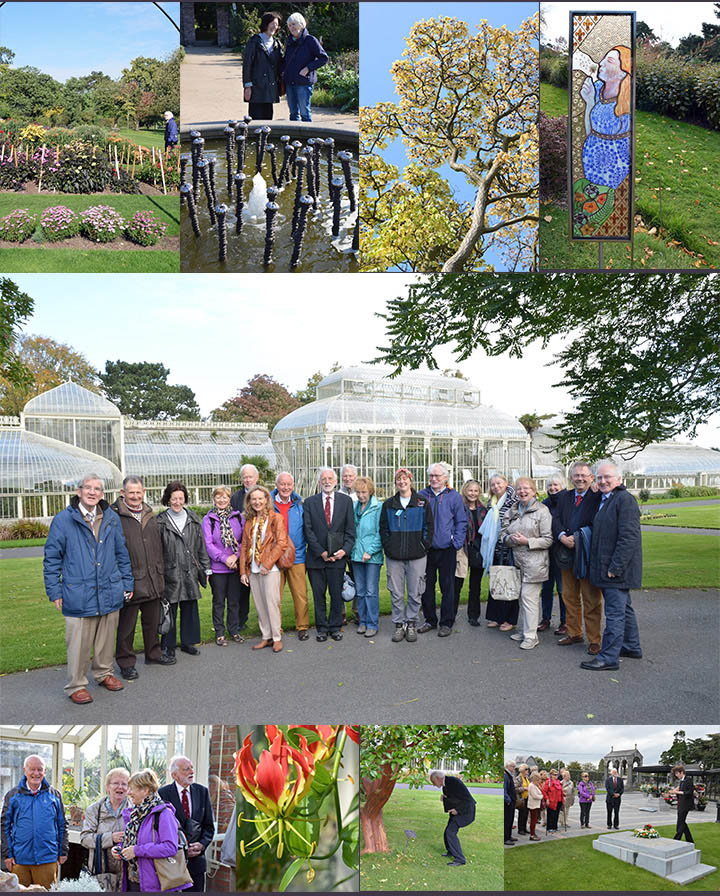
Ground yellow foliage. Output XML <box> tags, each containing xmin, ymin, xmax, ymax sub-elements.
<box><xmin>19</xmin><ymin>124</ymin><xmax>46</xmax><ymax>145</ymax></box>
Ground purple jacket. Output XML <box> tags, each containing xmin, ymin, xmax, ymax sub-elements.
<box><xmin>202</xmin><ymin>509</ymin><xmax>244</xmax><ymax>574</ymax></box>
<box><xmin>578</xmin><ymin>780</ymin><xmax>596</xmax><ymax>803</ymax></box>
<box><xmin>418</xmin><ymin>486</ymin><xmax>467</xmax><ymax>550</ymax></box>
<box><xmin>121</xmin><ymin>802</ymin><xmax>191</xmax><ymax>892</ymax></box>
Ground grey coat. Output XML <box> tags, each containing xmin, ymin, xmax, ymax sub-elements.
<box><xmin>500</xmin><ymin>498</ymin><xmax>553</xmax><ymax>583</ymax></box>
<box><xmin>80</xmin><ymin>796</ymin><xmax>128</xmax><ymax>885</ymax></box>
<box><xmin>589</xmin><ymin>486</ymin><xmax>642</xmax><ymax>589</ymax></box>
<box><xmin>156</xmin><ymin>508</ymin><xmax>210</xmax><ymax>603</ymax></box>
<box><xmin>242</xmin><ymin>33</ymin><xmax>283</xmax><ymax>104</ymax></box>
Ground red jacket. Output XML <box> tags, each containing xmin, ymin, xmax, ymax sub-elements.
<box><xmin>542</xmin><ymin>778</ymin><xmax>564</xmax><ymax>810</ymax></box>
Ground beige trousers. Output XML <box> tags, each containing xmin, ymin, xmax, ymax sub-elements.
<box><xmin>280</xmin><ymin>563</ymin><xmax>310</xmax><ymax>630</ymax></box>
<box><xmin>13</xmin><ymin>862</ymin><xmax>58</xmax><ymax>888</ymax></box>
<box><xmin>561</xmin><ymin>570</ymin><xmax>603</xmax><ymax>645</ymax></box>
<box><xmin>250</xmin><ymin>569</ymin><xmax>283</xmax><ymax>642</ymax></box>
<box><xmin>65</xmin><ymin>611</ymin><xmax>120</xmax><ymax>695</ymax></box>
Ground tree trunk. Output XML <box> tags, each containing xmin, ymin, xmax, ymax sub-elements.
<box><xmin>360</xmin><ymin>766</ymin><xmax>398</xmax><ymax>854</ymax></box>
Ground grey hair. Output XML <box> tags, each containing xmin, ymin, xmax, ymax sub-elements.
<box><xmin>428</xmin><ymin>462</ymin><xmax>450</xmax><ymax>478</ymax></box>
<box><xmin>545</xmin><ymin>472</ymin><xmax>566</xmax><ymax>488</ymax></box>
<box><xmin>23</xmin><ymin>754</ymin><xmax>45</xmax><ymax>769</ymax></box>
<box><xmin>169</xmin><ymin>755</ymin><xmax>191</xmax><ymax>775</ymax></box>
<box><xmin>595</xmin><ymin>459</ymin><xmax>620</xmax><ymax>476</ymax></box>
<box><xmin>240</xmin><ymin>463</ymin><xmax>259</xmax><ymax>476</ymax></box>
<box><xmin>569</xmin><ymin>460</ymin><xmax>593</xmax><ymax>476</ymax></box>
<box><xmin>317</xmin><ymin>466</ymin><xmax>337</xmax><ymax>482</ymax></box>
<box><xmin>122</xmin><ymin>475</ymin><xmax>144</xmax><ymax>488</ymax></box>
<box><xmin>340</xmin><ymin>464</ymin><xmax>357</xmax><ymax>476</ymax></box>
<box><xmin>287</xmin><ymin>12</ymin><xmax>306</xmax><ymax>28</ymax></box>
<box><xmin>504</xmin><ymin>759</ymin><xmax>516</xmax><ymax>770</ymax></box>
<box><xmin>429</xmin><ymin>770</ymin><xmax>444</xmax><ymax>784</ymax></box>
<box><xmin>275</xmin><ymin>471</ymin><xmax>295</xmax><ymax>486</ymax></box>
<box><xmin>78</xmin><ymin>473</ymin><xmax>104</xmax><ymax>490</ymax></box>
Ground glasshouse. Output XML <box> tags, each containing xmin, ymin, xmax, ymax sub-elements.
<box><xmin>0</xmin><ymin>724</ymin><xmax>236</xmax><ymax>891</ymax></box>
<box><xmin>271</xmin><ymin>366</ymin><xmax>532</xmax><ymax>496</ymax></box>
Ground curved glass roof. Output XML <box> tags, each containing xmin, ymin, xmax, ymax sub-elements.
<box><xmin>0</xmin><ymin>428</ymin><xmax>123</xmax><ymax>493</ymax></box>
<box><xmin>24</xmin><ymin>382</ymin><xmax>121</xmax><ymax>418</ymax></box>
<box><xmin>620</xmin><ymin>443</ymin><xmax>720</xmax><ymax>476</ymax></box>
<box><xmin>315</xmin><ymin>365</ymin><xmax>483</xmax><ymax>408</ymax></box>
<box><xmin>124</xmin><ymin>432</ymin><xmax>276</xmax><ymax>478</ymax></box>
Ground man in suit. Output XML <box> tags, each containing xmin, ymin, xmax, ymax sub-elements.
<box><xmin>605</xmin><ymin>768</ymin><xmax>624</xmax><ymax>829</ymax></box>
<box><xmin>503</xmin><ymin>761</ymin><xmax>518</xmax><ymax>846</ymax></box>
<box><xmin>670</xmin><ymin>764</ymin><xmax>695</xmax><ymax>842</ymax></box>
<box><xmin>552</xmin><ymin>461</ymin><xmax>602</xmax><ymax>654</ymax></box>
<box><xmin>429</xmin><ymin>771</ymin><xmax>476</xmax><ymax>866</ymax></box>
<box><xmin>159</xmin><ymin>756</ymin><xmax>215</xmax><ymax>892</ymax></box>
<box><xmin>581</xmin><ymin>461</ymin><xmax>643</xmax><ymax>672</ymax></box>
<box><xmin>303</xmin><ymin>467</ymin><xmax>355</xmax><ymax>641</ymax></box>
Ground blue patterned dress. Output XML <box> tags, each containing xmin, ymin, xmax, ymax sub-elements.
<box><xmin>582</xmin><ymin>81</ymin><xmax>631</xmax><ymax>189</ymax></box>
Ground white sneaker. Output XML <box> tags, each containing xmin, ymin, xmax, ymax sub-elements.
<box><xmin>520</xmin><ymin>639</ymin><xmax>538</xmax><ymax>649</ymax></box>
<box><xmin>510</xmin><ymin>632</ymin><xmax>524</xmax><ymax>641</ymax></box>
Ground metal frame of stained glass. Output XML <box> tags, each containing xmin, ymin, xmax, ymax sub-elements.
<box><xmin>568</xmin><ymin>11</ymin><xmax>636</xmax><ymax>241</ymax></box>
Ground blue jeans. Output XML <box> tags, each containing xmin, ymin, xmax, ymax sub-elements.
<box><xmin>352</xmin><ymin>561</ymin><xmax>381</xmax><ymax>629</ymax></box>
<box><xmin>598</xmin><ymin>586</ymin><xmax>641</xmax><ymax>663</ymax></box>
<box><xmin>541</xmin><ymin>557</ymin><xmax>565</xmax><ymax>623</ymax></box>
<box><xmin>286</xmin><ymin>83</ymin><xmax>313</xmax><ymax>121</ymax></box>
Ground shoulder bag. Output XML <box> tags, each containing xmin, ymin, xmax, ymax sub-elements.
<box><xmin>488</xmin><ymin>546</ymin><xmax>521</xmax><ymax>601</ymax></box>
<box><xmin>152</xmin><ymin>810</ymin><xmax>193</xmax><ymax>891</ymax></box>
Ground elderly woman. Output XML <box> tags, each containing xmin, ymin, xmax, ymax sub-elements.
<box><xmin>157</xmin><ymin>481</ymin><xmax>211</xmax><ymax>660</ymax></box>
<box><xmin>239</xmin><ymin>485</ymin><xmax>288</xmax><ymax>653</ymax></box>
<box><xmin>480</xmin><ymin>474</ymin><xmax>519</xmax><ymax>630</ymax></box>
<box><xmin>539</xmin><ymin>473</ymin><xmax>566</xmax><ymax>633</ymax></box>
<box><xmin>542</xmin><ymin>769</ymin><xmax>564</xmax><ymax>835</ymax></box>
<box><xmin>527</xmin><ymin>772</ymin><xmax>543</xmax><ymax>841</ymax></box>
<box><xmin>81</xmin><ymin>768</ymin><xmax>130</xmax><ymax>890</ymax></box>
<box><xmin>453</xmin><ymin>479</ymin><xmax>488</xmax><ymax>626</ymax></box>
<box><xmin>202</xmin><ymin>485</ymin><xmax>244</xmax><ymax>647</ymax></box>
<box><xmin>242</xmin><ymin>11</ymin><xmax>284</xmax><ymax>120</ymax></box>
<box><xmin>577</xmin><ymin>772</ymin><xmax>596</xmax><ymax>829</ymax></box>
<box><xmin>500</xmin><ymin>478</ymin><xmax>553</xmax><ymax>650</ymax></box>
<box><xmin>116</xmin><ymin>769</ymin><xmax>191</xmax><ymax>892</ymax></box>
<box><xmin>284</xmin><ymin>12</ymin><xmax>328</xmax><ymax>122</ymax></box>
<box><xmin>560</xmin><ymin>769</ymin><xmax>575</xmax><ymax>828</ymax></box>
<box><xmin>514</xmin><ymin>763</ymin><xmax>530</xmax><ymax>836</ymax></box>
<box><xmin>351</xmin><ymin>476</ymin><xmax>383</xmax><ymax>638</ymax></box>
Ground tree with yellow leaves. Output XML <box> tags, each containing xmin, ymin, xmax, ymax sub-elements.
<box><xmin>360</xmin><ymin>13</ymin><xmax>539</xmax><ymax>272</ymax></box>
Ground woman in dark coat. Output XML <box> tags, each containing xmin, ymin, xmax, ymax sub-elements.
<box><xmin>242</xmin><ymin>11</ymin><xmax>284</xmax><ymax>120</ymax></box>
<box><xmin>157</xmin><ymin>480</ymin><xmax>211</xmax><ymax>659</ymax></box>
<box><xmin>482</xmin><ymin>474</ymin><xmax>520</xmax><ymax>630</ymax></box>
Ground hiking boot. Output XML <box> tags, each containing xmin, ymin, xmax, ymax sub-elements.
<box><xmin>391</xmin><ymin>623</ymin><xmax>406</xmax><ymax>642</ymax></box>
<box><xmin>405</xmin><ymin>622</ymin><xmax>417</xmax><ymax>642</ymax></box>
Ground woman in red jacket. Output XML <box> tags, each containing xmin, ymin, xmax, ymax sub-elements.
<box><xmin>541</xmin><ymin>768</ymin><xmax>564</xmax><ymax>834</ymax></box>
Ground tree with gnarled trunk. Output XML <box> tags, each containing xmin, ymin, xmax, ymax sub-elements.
<box><xmin>360</xmin><ymin>725</ymin><xmax>503</xmax><ymax>854</ymax></box>
<box><xmin>360</xmin><ymin>14</ymin><xmax>539</xmax><ymax>273</ymax></box>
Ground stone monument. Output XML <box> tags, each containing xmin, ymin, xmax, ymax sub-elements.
<box><xmin>593</xmin><ymin>831</ymin><xmax>717</xmax><ymax>885</ymax></box>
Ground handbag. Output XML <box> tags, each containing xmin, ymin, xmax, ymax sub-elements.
<box><xmin>277</xmin><ymin>536</ymin><xmax>296</xmax><ymax>570</ymax></box>
<box><xmin>159</xmin><ymin>598</ymin><xmax>172</xmax><ymax>636</ymax></box>
<box><xmin>342</xmin><ymin>573</ymin><xmax>356</xmax><ymax>602</ymax></box>
<box><xmin>489</xmin><ymin>547</ymin><xmax>521</xmax><ymax>601</ymax></box>
<box><xmin>152</xmin><ymin>811</ymin><xmax>193</xmax><ymax>891</ymax></box>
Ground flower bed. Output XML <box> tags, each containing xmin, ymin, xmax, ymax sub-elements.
<box><xmin>40</xmin><ymin>205</ymin><xmax>80</xmax><ymax>241</ymax></box>
<box><xmin>125</xmin><ymin>210</ymin><xmax>167</xmax><ymax>246</ymax></box>
<box><xmin>79</xmin><ymin>205</ymin><xmax>125</xmax><ymax>242</ymax></box>
<box><xmin>0</xmin><ymin>208</ymin><xmax>37</xmax><ymax>242</ymax></box>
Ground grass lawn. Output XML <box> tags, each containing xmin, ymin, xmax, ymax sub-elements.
<box><xmin>0</xmin><ymin>248</ymin><xmax>178</xmax><ymax>272</ymax></box>
<box><xmin>504</xmin><ymin>822</ymin><xmax>720</xmax><ymax>890</ymax></box>
<box><xmin>360</xmin><ymin>789</ymin><xmax>502</xmax><ymax>891</ymax></box>
<box><xmin>114</xmin><ymin>128</ymin><xmax>166</xmax><ymax>150</ymax></box>
<box><xmin>0</xmin><ymin>537</ymin><xmax>46</xmax><ymax>549</ymax></box>
<box><xmin>540</xmin><ymin>84</ymin><xmax>720</xmax><ymax>270</ymax></box>
<box><xmin>641</xmin><ymin>505</ymin><xmax>720</xmax><ymax>529</ymax></box>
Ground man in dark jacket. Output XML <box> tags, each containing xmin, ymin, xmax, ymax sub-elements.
<box><xmin>605</xmin><ymin>768</ymin><xmax>624</xmax><ymax>828</ymax></box>
<box><xmin>552</xmin><ymin>461</ymin><xmax>602</xmax><ymax>653</ymax></box>
<box><xmin>503</xmin><ymin>761</ymin><xmax>518</xmax><ymax>846</ymax></box>
<box><xmin>670</xmin><ymin>764</ymin><xmax>695</xmax><ymax>843</ymax></box>
<box><xmin>1</xmin><ymin>755</ymin><xmax>68</xmax><ymax>887</ymax></box>
<box><xmin>430</xmin><ymin>771</ymin><xmax>476</xmax><ymax>866</ymax></box>
<box><xmin>112</xmin><ymin>475</ymin><xmax>175</xmax><ymax>679</ymax></box>
<box><xmin>159</xmin><ymin>756</ymin><xmax>215</xmax><ymax>892</ymax></box>
<box><xmin>379</xmin><ymin>467</ymin><xmax>433</xmax><ymax>643</ymax></box>
<box><xmin>43</xmin><ymin>474</ymin><xmax>133</xmax><ymax>703</ymax></box>
<box><xmin>303</xmin><ymin>467</ymin><xmax>355</xmax><ymax>641</ymax></box>
<box><xmin>581</xmin><ymin>462</ymin><xmax>643</xmax><ymax>672</ymax></box>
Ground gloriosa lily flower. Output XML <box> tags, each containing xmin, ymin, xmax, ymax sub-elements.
<box><xmin>287</xmin><ymin>725</ymin><xmax>342</xmax><ymax>763</ymax></box>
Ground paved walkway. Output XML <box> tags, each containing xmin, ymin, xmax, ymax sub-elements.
<box><xmin>1</xmin><ymin>589</ymin><xmax>717</xmax><ymax>725</ymax></box>
<box><xmin>645</xmin><ymin>499</ymin><xmax>720</xmax><ymax>509</ymax></box>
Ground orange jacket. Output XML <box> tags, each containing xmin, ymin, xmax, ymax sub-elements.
<box><xmin>239</xmin><ymin>512</ymin><xmax>288</xmax><ymax>576</ymax></box>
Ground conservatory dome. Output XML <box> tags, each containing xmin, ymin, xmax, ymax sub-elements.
<box><xmin>24</xmin><ymin>382</ymin><xmax>121</xmax><ymax>418</ymax></box>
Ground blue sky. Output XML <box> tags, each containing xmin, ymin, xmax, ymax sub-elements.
<box><xmin>0</xmin><ymin>2</ymin><xmax>179</xmax><ymax>80</ymax></box>
<box><xmin>360</xmin><ymin>1</ymin><xmax>538</xmax><ymax>271</ymax></box>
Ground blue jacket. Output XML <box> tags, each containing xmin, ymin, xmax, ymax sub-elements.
<box><xmin>271</xmin><ymin>489</ymin><xmax>306</xmax><ymax>564</ymax></box>
<box><xmin>418</xmin><ymin>486</ymin><xmax>467</xmax><ymax>550</ymax></box>
<box><xmin>1</xmin><ymin>776</ymin><xmax>68</xmax><ymax>865</ymax></box>
<box><xmin>283</xmin><ymin>29</ymin><xmax>328</xmax><ymax>86</ymax></box>
<box><xmin>43</xmin><ymin>498</ymin><xmax>134</xmax><ymax>617</ymax></box>
<box><xmin>380</xmin><ymin>490</ymin><xmax>433</xmax><ymax>561</ymax></box>
<box><xmin>351</xmin><ymin>495</ymin><xmax>383</xmax><ymax>564</ymax></box>
<box><xmin>164</xmin><ymin>116</ymin><xmax>178</xmax><ymax>145</ymax></box>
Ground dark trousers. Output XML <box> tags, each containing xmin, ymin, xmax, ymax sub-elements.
<box><xmin>674</xmin><ymin>809</ymin><xmax>694</xmax><ymax>843</ymax></box>
<box><xmin>606</xmin><ymin>798</ymin><xmax>621</xmax><ymax>828</ymax></box>
<box><xmin>187</xmin><ymin>854</ymin><xmax>206</xmax><ymax>892</ymax></box>
<box><xmin>161</xmin><ymin>601</ymin><xmax>201</xmax><ymax>651</ymax></box>
<box><xmin>210</xmin><ymin>571</ymin><xmax>242</xmax><ymax>637</ymax></box>
<box><xmin>517</xmin><ymin>800</ymin><xmax>529</xmax><ymax>834</ymax></box>
<box><xmin>116</xmin><ymin>597</ymin><xmax>162</xmax><ymax>667</ymax></box>
<box><xmin>529</xmin><ymin>807</ymin><xmax>539</xmax><ymax>836</ymax></box>
<box><xmin>307</xmin><ymin>565</ymin><xmax>345</xmax><ymax>633</ymax></box>
<box><xmin>422</xmin><ymin>546</ymin><xmax>457</xmax><ymax>628</ymax></box>
<box><xmin>541</xmin><ymin>557</ymin><xmax>565</xmax><ymax>623</ymax></box>
<box><xmin>504</xmin><ymin>801</ymin><xmax>515</xmax><ymax>841</ymax></box>
<box><xmin>238</xmin><ymin>580</ymin><xmax>250</xmax><ymax>629</ymax></box>
<box><xmin>546</xmin><ymin>805</ymin><xmax>560</xmax><ymax>831</ymax></box>
<box><xmin>249</xmin><ymin>101</ymin><xmax>273</xmax><ymax>120</ymax></box>
<box><xmin>580</xmin><ymin>801</ymin><xmax>592</xmax><ymax>826</ymax></box>
<box><xmin>598</xmin><ymin>587</ymin><xmax>641</xmax><ymax>664</ymax></box>
<box><xmin>444</xmin><ymin>805</ymin><xmax>475</xmax><ymax>863</ymax></box>
<box><xmin>453</xmin><ymin>568</ymin><xmax>483</xmax><ymax>621</ymax></box>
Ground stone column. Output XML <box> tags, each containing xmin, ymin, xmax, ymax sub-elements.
<box><xmin>180</xmin><ymin>2</ymin><xmax>196</xmax><ymax>46</ymax></box>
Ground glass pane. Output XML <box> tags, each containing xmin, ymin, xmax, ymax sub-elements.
<box><xmin>0</xmin><ymin>740</ymin><xmax>54</xmax><ymax>805</ymax></box>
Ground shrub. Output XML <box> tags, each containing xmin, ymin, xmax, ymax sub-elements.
<box><xmin>40</xmin><ymin>205</ymin><xmax>80</xmax><ymax>241</ymax></box>
<box><xmin>19</xmin><ymin>123</ymin><xmax>46</xmax><ymax>145</ymax></box>
<box><xmin>43</xmin><ymin>127</ymin><xmax>75</xmax><ymax>148</ymax></box>
<box><xmin>315</xmin><ymin>64</ymin><xmax>359</xmax><ymax>112</ymax></box>
<box><xmin>80</xmin><ymin>205</ymin><xmax>125</xmax><ymax>242</ymax></box>
<box><xmin>0</xmin><ymin>118</ymin><xmax>30</xmax><ymax>144</ymax></box>
<box><xmin>42</xmin><ymin>143</ymin><xmax>139</xmax><ymax>194</ymax></box>
<box><xmin>666</xmin><ymin>485</ymin><xmax>720</xmax><ymax>498</ymax></box>
<box><xmin>72</xmin><ymin>124</ymin><xmax>109</xmax><ymax>149</ymax></box>
<box><xmin>9</xmin><ymin>519</ymin><xmax>50</xmax><ymax>539</ymax></box>
<box><xmin>0</xmin><ymin>208</ymin><xmax>37</xmax><ymax>242</ymax></box>
<box><xmin>125</xmin><ymin>210</ymin><xmax>167</xmax><ymax>246</ymax></box>
<box><xmin>539</xmin><ymin>112</ymin><xmax>567</xmax><ymax>203</ymax></box>
<box><xmin>0</xmin><ymin>156</ymin><xmax>35</xmax><ymax>191</ymax></box>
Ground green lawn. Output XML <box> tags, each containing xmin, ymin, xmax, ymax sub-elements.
<box><xmin>0</xmin><ymin>537</ymin><xmax>47</xmax><ymax>549</ymax></box>
<box><xmin>0</xmin><ymin>194</ymin><xmax>179</xmax><ymax>233</ymax></box>
<box><xmin>640</xmin><ymin>533</ymin><xmax>719</xmax><ymax>588</ymax></box>
<box><xmin>114</xmin><ymin>128</ymin><xmax>167</xmax><ymax>150</ymax></box>
<box><xmin>360</xmin><ymin>789</ymin><xmax>502</xmax><ymax>892</ymax></box>
<box><xmin>641</xmin><ymin>505</ymin><xmax>720</xmax><ymax>529</ymax></box>
<box><xmin>504</xmin><ymin>822</ymin><xmax>720</xmax><ymax>891</ymax></box>
<box><xmin>540</xmin><ymin>83</ymin><xmax>720</xmax><ymax>270</ymax></box>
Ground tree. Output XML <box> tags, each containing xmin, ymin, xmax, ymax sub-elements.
<box><xmin>294</xmin><ymin>364</ymin><xmax>341</xmax><ymax>405</ymax></box>
<box><xmin>360</xmin><ymin>725</ymin><xmax>503</xmax><ymax>854</ymax></box>
<box><xmin>232</xmin><ymin>454</ymin><xmax>275</xmax><ymax>487</ymax></box>
<box><xmin>519</xmin><ymin>411</ymin><xmax>555</xmax><ymax>476</ymax></box>
<box><xmin>0</xmin><ymin>278</ymin><xmax>34</xmax><ymax>403</ymax></box>
<box><xmin>684</xmin><ymin>733</ymin><xmax>720</xmax><ymax>770</ymax></box>
<box><xmin>360</xmin><ymin>13</ymin><xmax>539</xmax><ymax>273</ymax></box>
<box><xmin>0</xmin><ymin>65</ymin><xmax>62</xmax><ymax>119</ymax></box>
<box><xmin>212</xmin><ymin>374</ymin><xmax>301</xmax><ymax>426</ymax></box>
<box><xmin>99</xmin><ymin>360</ymin><xmax>200</xmax><ymax>420</ymax></box>
<box><xmin>121</xmin><ymin>56</ymin><xmax>161</xmax><ymax>93</ymax></box>
<box><xmin>636</xmin><ymin>21</ymin><xmax>658</xmax><ymax>43</ymax></box>
<box><xmin>377</xmin><ymin>273</ymin><xmax>720</xmax><ymax>462</ymax></box>
<box><xmin>660</xmin><ymin>731</ymin><xmax>689</xmax><ymax>766</ymax></box>
<box><xmin>0</xmin><ymin>334</ymin><xmax>99</xmax><ymax>416</ymax></box>
<box><xmin>0</xmin><ymin>47</ymin><xmax>14</xmax><ymax>66</ymax></box>
<box><xmin>150</xmin><ymin>47</ymin><xmax>182</xmax><ymax>119</ymax></box>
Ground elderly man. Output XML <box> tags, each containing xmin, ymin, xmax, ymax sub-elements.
<box><xmin>581</xmin><ymin>461</ymin><xmax>643</xmax><ymax>672</ymax></box>
<box><xmin>418</xmin><ymin>464</ymin><xmax>467</xmax><ymax>637</ymax></box>
<box><xmin>604</xmin><ymin>768</ymin><xmax>624</xmax><ymax>829</ymax></box>
<box><xmin>339</xmin><ymin>464</ymin><xmax>358</xmax><ymax>503</ymax></box>
<box><xmin>503</xmin><ymin>761</ymin><xmax>518</xmax><ymax>846</ymax></box>
<box><xmin>158</xmin><ymin>756</ymin><xmax>215</xmax><ymax>892</ymax></box>
<box><xmin>111</xmin><ymin>475</ymin><xmax>174</xmax><ymax>679</ymax></box>
<box><xmin>230</xmin><ymin>463</ymin><xmax>261</xmax><ymax>631</ymax></box>
<box><xmin>271</xmin><ymin>471</ymin><xmax>310</xmax><ymax>640</ymax></box>
<box><xmin>44</xmin><ymin>474</ymin><xmax>133</xmax><ymax>703</ymax></box>
<box><xmin>164</xmin><ymin>111</ymin><xmax>178</xmax><ymax>151</ymax></box>
<box><xmin>429</xmin><ymin>771</ymin><xmax>476</xmax><ymax>866</ymax></box>
<box><xmin>303</xmin><ymin>467</ymin><xmax>355</xmax><ymax>641</ymax></box>
<box><xmin>1</xmin><ymin>755</ymin><xmax>68</xmax><ymax>887</ymax></box>
<box><xmin>552</xmin><ymin>461</ymin><xmax>602</xmax><ymax>652</ymax></box>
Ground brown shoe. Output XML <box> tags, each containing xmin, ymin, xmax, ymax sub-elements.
<box><xmin>537</xmin><ymin>619</ymin><xmax>551</xmax><ymax>632</ymax></box>
<box><xmin>272</xmin><ymin>641</ymin><xmax>283</xmax><ymax>653</ymax></box>
<box><xmin>99</xmin><ymin>674</ymin><xmax>124</xmax><ymax>691</ymax></box>
<box><xmin>252</xmin><ymin>639</ymin><xmax>273</xmax><ymax>650</ymax></box>
<box><xmin>554</xmin><ymin>623</ymin><xmax>567</xmax><ymax>635</ymax></box>
<box><xmin>558</xmin><ymin>635</ymin><xmax>584</xmax><ymax>646</ymax></box>
<box><xmin>69</xmin><ymin>687</ymin><xmax>93</xmax><ymax>704</ymax></box>
<box><xmin>588</xmin><ymin>643</ymin><xmax>602</xmax><ymax>655</ymax></box>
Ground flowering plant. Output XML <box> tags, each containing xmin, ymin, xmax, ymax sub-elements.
<box><xmin>633</xmin><ymin>824</ymin><xmax>660</xmax><ymax>839</ymax></box>
<box><xmin>125</xmin><ymin>210</ymin><xmax>167</xmax><ymax>246</ymax></box>
<box><xmin>80</xmin><ymin>205</ymin><xmax>125</xmax><ymax>242</ymax></box>
<box><xmin>0</xmin><ymin>208</ymin><xmax>37</xmax><ymax>242</ymax></box>
<box><xmin>41</xmin><ymin>205</ymin><xmax>80</xmax><ymax>241</ymax></box>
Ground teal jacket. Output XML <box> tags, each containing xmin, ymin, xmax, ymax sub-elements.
<box><xmin>351</xmin><ymin>496</ymin><xmax>383</xmax><ymax>565</ymax></box>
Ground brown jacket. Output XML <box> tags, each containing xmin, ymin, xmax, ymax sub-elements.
<box><xmin>239</xmin><ymin>512</ymin><xmax>288</xmax><ymax>576</ymax></box>
<box><xmin>110</xmin><ymin>498</ymin><xmax>164</xmax><ymax>602</ymax></box>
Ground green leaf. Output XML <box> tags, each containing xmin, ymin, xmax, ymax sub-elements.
<box><xmin>278</xmin><ymin>857</ymin><xmax>305</xmax><ymax>892</ymax></box>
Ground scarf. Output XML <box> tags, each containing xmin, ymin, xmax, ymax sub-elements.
<box><xmin>214</xmin><ymin>506</ymin><xmax>238</xmax><ymax>552</ymax></box>
<box><xmin>251</xmin><ymin>512</ymin><xmax>269</xmax><ymax>568</ymax></box>
<box><xmin>123</xmin><ymin>791</ymin><xmax>164</xmax><ymax>880</ymax></box>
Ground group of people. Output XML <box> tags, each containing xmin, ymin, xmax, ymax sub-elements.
<box><xmin>242</xmin><ymin>11</ymin><xmax>328</xmax><ymax>122</ymax></box>
<box><xmin>1</xmin><ymin>753</ymin><xmax>216</xmax><ymax>891</ymax></box>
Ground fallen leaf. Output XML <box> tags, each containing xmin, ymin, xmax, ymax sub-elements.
<box><xmin>544</xmin><ymin>215</ymin><xmax>553</xmax><ymax>222</ymax></box>
<box><xmin>392</xmin><ymin>697</ymin><xmax>420</xmax><ymax>705</ymax></box>
<box><xmin>587</xmin><ymin>714</ymin><xmax>595</xmax><ymax>719</ymax></box>
<box><xmin>610</xmin><ymin>678</ymin><xmax>620</xmax><ymax>683</ymax></box>
<box><xmin>338</xmin><ymin>682</ymin><xmax>344</xmax><ymax>686</ymax></box>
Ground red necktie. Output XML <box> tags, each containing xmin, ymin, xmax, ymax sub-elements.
<box><xmin>324</xmin><ymin>495</ymin><xmax>331</xmax><ymax>526</ymax></box>
<box><xmin>575</xmin><ymin>494</ymin><xmax>582</xmax><ymax>507</ymax></box>
<box><xmin>182</xmin><ymin>787</ymin><xmax>190</xmax><ymax>818</ymax></box>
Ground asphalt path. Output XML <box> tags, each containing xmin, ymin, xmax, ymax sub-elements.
<box><xmin>645</xmin><ymin>499</ymin><xmax>720</xmax><ymax>509</ymax></box>
<box><xmin>1</xmin><ymin>588</ymin><xmax>717</xmax><ymax>725</ymax></box>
